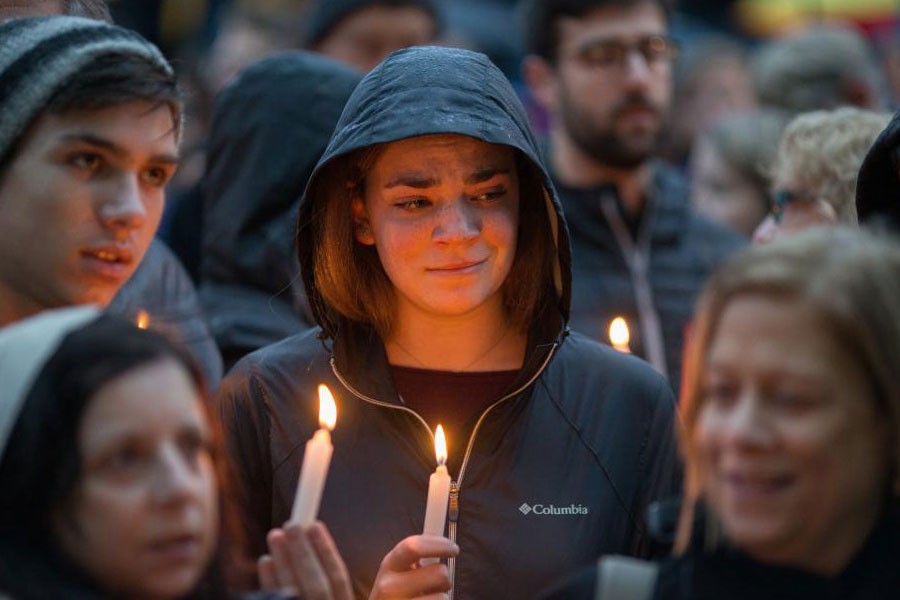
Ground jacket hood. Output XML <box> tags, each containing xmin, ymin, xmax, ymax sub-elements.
<box><xmin>856</xmin><ymin>109</ymin><xmax>900</xmax><ymax>231</ymax></box>
<box><xmin>202</xmin><ymin>51</ymin><xmax>362</xmax><ymax>298</ymax></box>
<box><xmin>297</xmin><ymin>45</ymin><xmax>570</xmax><ymax>339</ymax></box>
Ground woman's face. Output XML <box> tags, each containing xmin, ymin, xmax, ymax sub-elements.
<box><xmin>690</xmin><ymin>135</ymin><xmax>768</xmax><ymax>237</ymax></box>
<box><xmin>55</xmin><ymin>359</ymin><xmax>218</xmax><ymax>600</ymax></box>
<box><xmin>355</xmin><ymin>134</ymin><xmax>519</xmax><ymax>321</ymax></box>
<box><xmin>695</xmin><ymin>295</ymin><xmax>890</xmax><ymax>574</ymax></box>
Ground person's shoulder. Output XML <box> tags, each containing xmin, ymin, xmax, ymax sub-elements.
<box><xmin>552</xmin><ymin>331</ymin><xmax>674</xmax><ymax>402</ymax></box>
<box><xmin>218</xmin><ymin>327</ymin><xmax>329</xmax><ymax>398</ymax></box>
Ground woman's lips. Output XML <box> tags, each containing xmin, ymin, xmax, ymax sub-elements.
<box><xmin>722</xmin><ymin>472</ymin><xmax>795</xmax><ymax>505</ymax></box>
<box><xmin>146</xmin><ymin>534</ymin><xmax>202</xmax><ymax>563</ymax></box>
<box><xmin>427</xmin><ymin>259</ymin><xmax>486</xmax><ymax>274</ymax></box>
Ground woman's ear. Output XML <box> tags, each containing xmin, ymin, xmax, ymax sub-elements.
<box><xmin>351</xmin><ymin>196</ymin><xmax>375</xmax><ymax>245</ymax></box>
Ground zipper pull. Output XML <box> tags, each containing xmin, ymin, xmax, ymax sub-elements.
<box><xmin>448</xmin><ymin>482</ymin><xmax>460</xmax><ymax>522</ymax></box>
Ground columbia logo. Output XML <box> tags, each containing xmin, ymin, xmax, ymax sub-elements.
<box><xmin>518</xmin><ymin>502</ymin><xmax>590</xmax><ymax>516</ymax></box>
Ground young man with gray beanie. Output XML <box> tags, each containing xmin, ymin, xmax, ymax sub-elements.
<box><xmin>0</xmin><ymin>11</ymin><xmax>224</xmax><ymax>387</ymax></box>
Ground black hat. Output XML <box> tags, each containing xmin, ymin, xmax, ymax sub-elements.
<box><xmin>304</xmin><ymin>0</ymin><xmax>441</xmax><ymax>47</ymax></box>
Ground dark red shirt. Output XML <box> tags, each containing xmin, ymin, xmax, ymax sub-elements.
<box><xmin>390</xmin><ymin>365</ymin><xmax>519</xmax><ymax>460</ymax></box>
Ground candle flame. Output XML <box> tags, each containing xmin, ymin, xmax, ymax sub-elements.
<box><xmin>318</xmin><ymin>384</ymin><xmax>337</xmax><ymax>431</ymax></box>
<box><xmin>136</xmin><ymin>309</ymin><xmax>150</xmax><ymax>330</ymax></box>
<box><xmin>434</xmin><ymin>424</ymin><xmax>447</xmax><ymax>466</ymax></box>
<box><xmin>609</xmin><ymin>317</ymin><xmax>630</xmax><ymax>349</ymax></box>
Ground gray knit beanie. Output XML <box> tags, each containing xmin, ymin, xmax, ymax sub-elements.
<box><xmin>0</xmin><ymin>15</ymin><xmax>176</xmax><ymax>170</ymax></box>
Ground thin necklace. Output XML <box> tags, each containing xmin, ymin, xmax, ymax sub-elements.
<box><xmin>390</xmin><ymin>325</ymin><xmax>512</xmax><ymax>372</ymax></box>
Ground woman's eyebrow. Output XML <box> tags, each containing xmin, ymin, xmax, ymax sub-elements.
<box><xmin>384</xmin><ymin>173</ymin><xmax>440</xmax><ymax>189</ymax></box>
<box><xmin>465</xmin><ymin>167</ymin><xmax>511</xmax><ymax>185</ymax></box>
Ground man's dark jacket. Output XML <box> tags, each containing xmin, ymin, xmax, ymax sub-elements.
<box><xmin>109</xmin><ymin>238</ymin><xmax>222</xmax><ymax>387</ymax></box>
<box><xmin>857</xmin><ymin>108</ymin><xmax>900</xmax><ymax>232</ymax></box>
<box><xmin>216</xmin><ymin>46</ymin><xmax>680</xmax><ymax>600</ymax></box>
<box><xmin>557</xmin><ymin>165</ymin><xmax>745</xmax><ymax>390</ymax></box>
<box><xmin>200</xmin><ymin>52</ymin><xmax>362</xmax><ymax>369</ymax></box>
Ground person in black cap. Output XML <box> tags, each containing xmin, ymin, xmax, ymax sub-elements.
<box><xmin>304</xmin><ymin>0</ymin><xmax>442</xmax><ymax>72</ymax></box>
<box><xmin>856</xmin><ymin>108</ymin><xmax>900</xmax><ymax>233</ymax></box>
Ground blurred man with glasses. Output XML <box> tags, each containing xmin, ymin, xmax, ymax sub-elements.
<box><xmin>522</xmin><ymin>0</ymin><xmax>743</xmax><ymax>392</ymax></box>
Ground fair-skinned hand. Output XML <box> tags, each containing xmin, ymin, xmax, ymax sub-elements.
<box><xmin>258</xmin><ymin>521</ymin><xmax>354</xmax><ymax>600</ymax></box>
<box><xmin>368</xmin><ymin>535</ymin><xmax>460</xmax><ymax>600</ymax></box>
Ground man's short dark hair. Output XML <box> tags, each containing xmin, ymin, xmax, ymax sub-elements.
<box><xmin>0</xmin><ymin>16</ymin><xmax>180</xmax><ymax>176</ymax></box>
<box><xmin>521</xmin><ymin>0</ymin><xmax>673</xmax><ymax>62</ymax></box>
<box><xmin>45</xmin><ymin>53</ymin><xmax>181</xmax><ymax>127</ymax></box>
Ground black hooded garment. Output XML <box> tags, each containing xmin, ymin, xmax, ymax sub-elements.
<box><xmin>216</xmin><ymin>46</ymin><xmax>680</xmax><ymax>600</ymax></box>
<box><xmin>199</xmin><ymin>52</ymin><xmax>362</xmax><ymax>369</ymax></box>
<box><xmin>856</xmin><ymin>109</ymin><xmax>900</xmax><ymax>232</ymax></box>
<box><xmin>109</xmin><ymin>238</ymin><xmax>223</xmax><ymax>387</ymax></box>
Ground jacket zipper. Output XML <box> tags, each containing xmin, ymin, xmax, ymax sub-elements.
<box><xmin>599</xmin><ymin>195</ymin><xmax>668</xmax><ymax>378</ymax></box>
<box><xmin>331</xmin><ymin>343</ymin><xmax>559</xmax><ymax>599</ymax></box>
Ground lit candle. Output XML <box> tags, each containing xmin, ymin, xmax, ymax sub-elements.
<box><xmin>135</xmin><ymin>309</ymin><xmax>150</xmax><ymax>330</ymax></box>
<box><xmin>421</xmin><ymin>424</ymin><xmax>451</xmax><ymax>566</ymax></box>
<box><xmin>608</xmin><ymin>316</ymin><xmax>631</xmax><ymax>354</ymax></box>
<box><xmin>290</xmin><ymin>384</ymin><xmax>337</xmax><ymax>527</ymax></box>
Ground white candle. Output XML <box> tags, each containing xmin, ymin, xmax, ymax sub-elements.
<box><xmin>290</xmin><ymin>384</ymin><xmax>337</xmax><ymax>527</ymax></box>
<box><xmin>608</xmin><ymin>316</ymin><xmax>631</xmax><ymax>354</ymax></box>
<box><xmin>421</xmin><ymin>424</ymin><xmax>451</xmax><ymax>566</ymax></box>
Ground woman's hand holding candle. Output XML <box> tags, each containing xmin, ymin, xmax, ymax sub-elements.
<box><xmin>291</xmin><ymin>384</ymin><xmax>337</xmax><ymax>527</ymax></box>
<box><xmin>259</xmin><ymin>521</ymin><xmax>354</xmax><ymax>600</ymax></box>
<box><xmin>368</xmin><ymin>535</ymin><xmax>460</xmax><ymax>600</ymax></box>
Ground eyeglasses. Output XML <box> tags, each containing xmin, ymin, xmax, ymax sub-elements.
<box><xmin>567</xmin><ymin>35</ymin><xmax>679</xmax><ymax>70</ymax></box>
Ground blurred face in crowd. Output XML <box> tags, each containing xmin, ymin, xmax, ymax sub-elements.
<box><xmin>691</xmin><ymin>135</ymin><xmax>768</xmax><ymax>237</ymax></box>
<box><xmin>752</xmin><ymin>180</ymin><xmax>838</xmax><ymax>245</ymax></box>
<box><xmin>695</xmin><ymin>295</ymin><xmax>890</xmax><ymax>574</ymax></box>
<box><xmin>544</xmin><ymin>1</ymin><xmax>673</xmax><ymax>169</ymax></box>
<box><xmin>54</xmin><ymin>358</ymin><xmax>218</xmax><ymax>600</ymax></box>
<box><xmin>0</xmin><ymin>101</ymin><xmax>178</xmax><ymax>318</ymax></box>
<box><xmin>313</xmin><ymin>4</ymin><xmax>437</xmax><ymax>73</ymax></box>
<box><xmin>353</xmin><ymin>134</ymin><xmax>519</xmax><ymax>321</ymax></box>
<box><xmin>0</xmin><ymin>0</ymin><xmax>64</xmax><ymax>20</ymax></box>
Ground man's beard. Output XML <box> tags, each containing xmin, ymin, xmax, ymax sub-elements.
<box><xmin>561</xmin><ymin>90</ymin><xmax>666</xmax><ymax>170</ymax></box>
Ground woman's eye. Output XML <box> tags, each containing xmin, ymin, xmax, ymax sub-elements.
<box><xmin>394</xmin><ymin>198</ymin><xmax>431</xmax><ymax>210</ymax></box>
<box><xmin>102</xmin><ymin>444</ymin><xmax>146</xmax><ymax>474</ymax></box>
<box><xmin>770</xmin><ymin>390</ymin><xmax>818</xmax><ymax>412</ymax></box>
<box><xmin>178</xmin><ymin>434</ymin><xmax>213</xmax><ymax>466</ymax></box>
<box><xmin>69</xmin><ymin>153</ymin><xmax>102</xmax><ymax>172</ymax></box>
<box><xmin>472</xmin><ymin>187</ymin><xmax>506</xmax><ymax>203</ymax></box>
<box><xmin>703</xmin><ymin>382</ymin><xmax>737</xmax><ymax>408</ymax></box>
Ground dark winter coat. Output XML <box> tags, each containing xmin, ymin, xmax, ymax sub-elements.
<box><xmin>556</xmin><ymin>165</ymin><xmax>745</xmax><ymax>390</ymax></box>
<box><xmin>109</xmin><ymin>238</ymin><xmax>222</xmax><ymax>387</ymax></box>
<box><xmin>199</xmin><ymin>52</ymin><xmax>361</xmax><ymax>369</ymax></box>
<box><xmin>856</xmin><ymin>108</ymin><xmax>900</xmax><ymax>232</ymax></box>
<box><xmin>540</xmin><ymin>513</ymin><xmax>900</xmax><ymax>600</ymax></box>
<box><xmin>216</xmin><ymin>46</ymin><xmax>680</xmax><ymax>600</ymax></box>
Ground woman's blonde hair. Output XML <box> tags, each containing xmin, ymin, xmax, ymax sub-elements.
<box><xmin>772</xmin><ymin>107</ymin><xmax>890</xmax><ymax>224</ymax></box>
<box><xmin>675</xmin><ymin>227</ymin><xmax>900</xmax><ymax>552</ymax></box>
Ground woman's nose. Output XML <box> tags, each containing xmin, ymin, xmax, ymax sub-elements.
<box><xmin>152</xmin><ymin>444</ymin><xmax>199</xmax><ymax>504</ymax></box>
<box><xmin>433</xmin><ymin>199</ymin><xmax>479</xmax><ymax>243</ymax></box>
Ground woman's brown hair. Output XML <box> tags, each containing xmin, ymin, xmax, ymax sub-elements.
<box><xmin>309</xmin><ymin>137</ymin><xmax>558</xmax><ymax>337</ymax></box>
